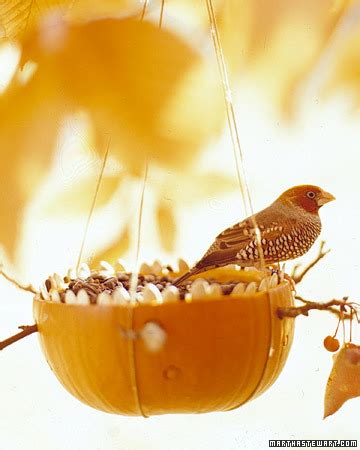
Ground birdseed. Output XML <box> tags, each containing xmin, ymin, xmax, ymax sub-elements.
<box><xmin>38</xmin><ymin>263</ymin><xmax>285</xmax><ymax>305</ymax></box>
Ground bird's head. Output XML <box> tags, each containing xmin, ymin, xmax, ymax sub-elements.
<box><xmin>277</xmin><ymin>185</ymin><xmax>335</xmax><ymax>214</ymax></box>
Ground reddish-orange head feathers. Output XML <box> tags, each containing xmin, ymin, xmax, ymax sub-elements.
<box><xmin>276</xmin><ymin>185</ymin><xmax>335</xmax><ymax>213</ymax></box>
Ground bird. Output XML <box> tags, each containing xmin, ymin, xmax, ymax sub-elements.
<box><xmin>173</xmin><ymin>185</ymin><xmax>335</xmax><ymax>286</ymax></box>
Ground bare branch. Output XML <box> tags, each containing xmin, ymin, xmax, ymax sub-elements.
<box><xmin>0</xmin><ymin>324</ymin><xmax>38</xmax><ymax>351</ymax></box>
<box><xmin>278</xmin><ymin>295</ymin><xmax>360</xmax><ymax>320</ymax></box>
<box><xmin>291</xmin><ymin>241</ymin><xmax>330</xmax><ymax>284</ymax></box>
<box><xmin>0</xmin><ymin>264</ymin><xmax>37</xmax><ymax>294</ymax></box>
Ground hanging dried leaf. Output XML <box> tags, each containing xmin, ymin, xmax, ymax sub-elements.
<box><xmin>18</xmin><ymin>17</ymin><xmax>218</xmax><ymax>173</ymax></box>
<box><xmin>325</xmin><ymin>28</ymin><xmax>360</xmax><ymax>107</ymax></box>
<box><xmin>0</xmin><ymin>0</ymin><xmax>71</xmax><ymax>40</ymax></box>
<box><xmin>216</xmin><ymin>0</ymin><xmax>350</xmax><ymax>115</ymax></box>
<box><xmin>324</xmin><ymin>343</ymin><xmax>360</xmax><ymax>418</ymax></box>
<box><xmin>165</xmin><ymin>0</ymin><xmax>350</xmax><ymax>114</ymax></box>
<box><xmin>187</xmin><ymin>0</ymin><xmax>350</xmax><ymax>116</ymax></box>
<box><xmin>156</xmin><ymin>200</ymin><xmax>177</xmax><ymax>253</ymax></box>
<box><xmin>66</xmin><ymin>0</ymin><xmax>138</xmax><ymax>23</ymax></box>
<box><xmin>162</xmin><ymin>59</ymin><xmax>224</xmax><ymax>147</ymax></box>
<box><xmin>91</xmin><ymin>224</ymin><xmax>131</xmax><ymax>267</ymax></box>
<box><xmin>0</xmin><ymin>16</ymin><xmax>225</xmax><ymax>261</ymax></box>
<box><xmin>0</xmin><ymin>0</ymin><xmax>136</xmax><ymax>41</ymax></box>
<box><xmin>0</xmin><ymin>76</ymin><xmax>64</xmax><ymax>259</ymax></box>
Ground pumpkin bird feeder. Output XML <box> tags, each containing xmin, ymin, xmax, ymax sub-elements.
<box><xmin>32</xmin><ymin>265</ymin><xmax>294</xmax><ymax>416</ymax></box>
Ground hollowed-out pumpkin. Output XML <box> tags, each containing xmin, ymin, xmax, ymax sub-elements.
<box><xmin>33</xmin><ymin>268</ymin><xmax>294</xmax><ymax>416</ymax></box>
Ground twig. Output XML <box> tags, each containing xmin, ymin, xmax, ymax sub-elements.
<box><xmin>294</xmin><ymin>295</ymin><xmax>350</xmax><ymax>319</ymax></box>
<box><xmin>0</xmin><ymin>265</ymin><xmax>37</xmax><ymax>294</ymax></box>
<box><xmin>278</xmin><ymin>295</ymin><xmax>360</xmax><ymax>320</ymax></box>
<box><xmin>0</xmin><ymin>324</ymin><xmax>38</xmax><ymax>351</ymax></box>
<box><xmin>291</xmin><ymin>241</ymin><xmax>330</xmax><ymax>284</ymax></box>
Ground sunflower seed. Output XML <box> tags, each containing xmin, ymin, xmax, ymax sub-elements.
<box><xmin>269</xmin><ymin>273</ymin><xmax>278</xmax><ymax>288</ymax></box>
<box><xmin>143</xmin><ymin>283</ymin><xmax>163</xmax><ymax>303</ymax></box>
<box><xmin>140</xmin><ymin>262</ymin><xmax>152</xmax><ymax>275</ymax></box>
<box><xmin>245</xmin><ymin>282</ymin><xmax>258</xmax><ymax>294</ymax></box>
<box><xmin>53</xmin><ymin>272</ymin><xmax>65</xmax><ymax>289</ymax></box>
<box><xmin>77</xmin><ymin>289</ymin><xmax>90</xmax><ymax>304</ymax></box>
<box><xmin>78</xmin><ymin>263</ymin><xmax>91</xmax><ymax>279</ymax></box>
<box><xmin>152</xmin><ymin>260</ymin><xmax>163</xmax><ymax>276</ymax></box>
<box><xmin>112</xmin><ymin>286</ymin><xmax>130</xmax><ymax>303</ymax></box>
<box><xmin>100</xmin><ymin>260</ymin><xmax>115</xmax><ymax>275</ymax></box>
<box><xmin>97</xmin><ymin>292</ymin><xmax>113</xmax><ymax>305</ymax></box>
<box><xmin>67</xmin><ymin>267</ymin><xmax>77</xmax><ymax>281</ymax></box>
<box><xmin>231</xmin><ymin>282</ymin><xmax>245</xmax><ymax>295</ymax></box>
<box><xmin>40</xmin><ymin>284</ymin><xmax>50</xmax><ymax>300</ymax></box>
<box><xmin>115</xmin><ymin>259</ymin><xmax>127</xmax><ymax>272</ymax></box>
<box><xmin>178</xmin><ymin>258</ymin><xmax>189</xmax><ymax>273</ymax></box>
<box><xmin>162</xmin><ymin>286</ymin><xmax>180</xmax><ymax>302</ymax></box>
<box><xmin>48</xmin><ymin>275</ymin><xmax>57</xmax><ymax>290</ymax></box>
<box><xmin>65</xmin><ymin>290</ymin><xmax>77</xmax><ymax>304</ymax></box>
<box><xmin>208</xmin><ymin>283</ymin><xmax>223</xmax><ymax>297</ymax></box>
<box><xmin>50</xmin><ymin>290</ymin><xmax>61</xmax><ymax>302</ymax></box>
<box><xmin>190</xmin><ymin>278</ymin><xmax>210</xmax><ymax>299</ymax></box>
<box><xmin>258</xmin><ymin>277</ymin><xmax>271</xmax><ymax>292</ymax></box>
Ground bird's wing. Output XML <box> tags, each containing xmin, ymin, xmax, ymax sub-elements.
<box><xmin>214</xmin><ymin>210</ymin><xmax>298</xmax><ymax>252</ymax></box>
<box><xmin>195</xmin><ymin>247</ymin><xmax>243</xmax><ymax>270</ymax></box>
<box><xmin>215</xmin><ymin>219</ymin><xmax>254</xmax><ymax>248</ymax></box>
<box><xmin>195</xmin><ymin>205</ymin><xmax>299</xmax><ymax>270</ymax></box>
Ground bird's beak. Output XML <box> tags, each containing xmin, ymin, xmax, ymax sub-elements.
<box><xmin>317</xmin><ymin>190</ymin><xmax>336</xmax><ymax>206</ymax></box>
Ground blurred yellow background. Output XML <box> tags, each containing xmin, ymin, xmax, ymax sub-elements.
<box><xmin>0</xmin><ymin>0</ymin><xmax>360</xmax><ymax>448</ymax></box>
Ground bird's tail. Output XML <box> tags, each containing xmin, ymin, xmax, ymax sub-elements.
<box><xmin>173</xmin><ymin>267</ymin><xmax>203</xmax><ymax>287</ymax></box>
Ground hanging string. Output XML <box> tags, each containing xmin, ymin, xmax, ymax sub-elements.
<box><xmin>129</xmin><ymin>160</ymin><xmax>149</xmax><ymax>302</ymax></box>
<box><xmin>76</xmin><ymin>139</ymin><xmax>110</xmax><ymax>274</ymax></box>
<box><xmin>159</xmin><ymin>0</ymin><xmax>165</xmax><ymax>28</ymax></box>
<box><xmin>129</xmin><ymin>0</ymin><xmax>154</xmax><ymax>302</ymax></box>
<box><xmin>140</xmin><ymin>0</ymin><xmax>149</xmax><ymax>20</ymax></box>
<box><xmin>125</xmin><ymin>0</ymin><xmax>154</xmax><ymax>419</ymax></box>
<box><xmin>126</xmin><ymin>164</ymin><xmax>149</xmax><ymax>419</ymax></box>
<box><xmin>204</xmin><ymin>0</ymin><xmax>265</xmax><ymax>271</ymax></box>
<box><xmin>126</xmin><ymin>158</ymin><xmax>149</xmax><ymax>416</ymax></box>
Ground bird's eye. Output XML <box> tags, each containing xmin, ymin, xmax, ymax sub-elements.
<box><xmin>306</xmin><ymin>191</ymin><xmax>316</xmax><ymax>199</ymax></box>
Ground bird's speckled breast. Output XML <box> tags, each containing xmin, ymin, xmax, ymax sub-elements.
<box><xmin>236</xmin><ymin>208</ymin><xmax>321</xmax><ymax>263</ymax></box>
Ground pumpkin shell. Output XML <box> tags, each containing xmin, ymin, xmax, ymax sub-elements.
<box><xmin>33</xmin><ymin>275</ymin><xmax>294</xmax><ymax>416</ymax></box>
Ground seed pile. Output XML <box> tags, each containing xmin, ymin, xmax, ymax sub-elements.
<box><xmin>67</xmin><ymin>273</ymin><xmax>177</xmax><ymax>304</ymax></box>
<box><xmin>37</xmin><ymin>260</ymin><xmax>285</xmax><ymax>305</ymax></box>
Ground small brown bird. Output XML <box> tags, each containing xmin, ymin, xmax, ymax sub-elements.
<box><xmin>174</xmin><ymin>185</ymin><xmax>335</xmax><ymax>286</ymax></box>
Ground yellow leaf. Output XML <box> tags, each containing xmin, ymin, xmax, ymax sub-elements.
<box><xmin>17</xmin><ymin>17</ymin><xmax>219</xmax><ymax>171</ymax></box>
<box><xmin>0</xmin><ymin>14</ymin><xmax>232</xmax><ymax>264</ymax></box>
<box><xmin>152</xmin><ymin>169</ymin><xmax>238</xmax><ymax>205</ymax></box>
<box><xmin>189</xmin><ymin>0</ymin><xmax>350</xmax><ymax>116</ymax></box>
<box><xmin>325</xmin><ymin>28</ymin><xmax>360</xmax><ymax>107</ymax></box>
<box><xmin>225</xmin><ymin>0</ymin><xmax>350</xmax><ymax>115</ymax></box>
<box><xmin>324</xmin><ymin>343</ymin><xmax>360</xmax><ymax>418</ymax></box>
<box><xmin>91</xmin><ymin>225</ymin><xmax>131</xmax><ymax>267</ymax></box>
<box><xmin>0</xmin><ymin>76</ymin><xmax>63</xmax><ymax>259</ymax></box>
<box><xmin>156</xmin><ymin>200</ymin><xmax>177</xmax><ymax>253</ymax></box>
<box><xmin>43</xmin><ymin>173</ymin><xmax>122</xmax><ymax>216</ymax></box>
<box><xmin>0</xmin><ymin>0</ymin><xmax>71</xmax><ymax>40</ymax></box>
<box><xmin>0</xmin><ymin>0</ymin><xmax>136</xmax><ymax>41</ymax></box>
<box><xmin>67</xmin><ymin>0</ymin><xmax>138</xmax><ymax>23</ymax></box>
<box><xmin>0</xmin><ymin>16</ymin><xmax>226</xmax><ymax>261</ymax></box>
<box><xmin>161</xmin><ymin>61</ymin><xmax>224</xmax><ymax>146</ymax></box>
